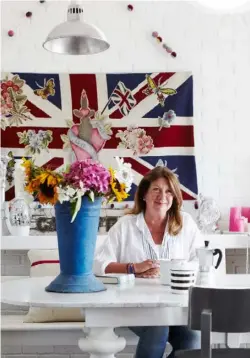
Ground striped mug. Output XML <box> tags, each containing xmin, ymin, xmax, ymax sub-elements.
<box><xmin>170</xmin><ymin>262</ymin><xmax>198</xmax><ymax>295</ymax></box>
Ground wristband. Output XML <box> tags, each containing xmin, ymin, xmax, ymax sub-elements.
<box><xmin>127</xmin><ymin>263</ymin><xmax>135</xmax><ymax>274</ymax></box>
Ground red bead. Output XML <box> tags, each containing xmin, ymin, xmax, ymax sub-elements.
<box><xmin>127</xmin><ymin>4</ymin><xmax>133</xmax><ymax>11</ymax></box>
<box><xmin>26</xmin><ymin>11</ymin><xmax>32</xmax><ymax>17</ymax></box>
<box><xmin>156</xmin><ymin>36</ymin><xmax>162</xmax><ymax>43</ymax></box>
<box><xmin>194</xmin><ymin>201</ymin><xmax>199</xmax><ymax>210</ymax></box>
<box><xmin>171</xmin><ymin>51</ymin><xmax>177</xmax><ymax>58</ymax></box>
<box><xmin>8</xmin><ymin>30</ymin><xmax>14</xmax><ymax>37</ymax></box>
<box><xmin>152</xmin><ymin>31</ymin><xmax>158</xmax><ymax>38</ymax></box>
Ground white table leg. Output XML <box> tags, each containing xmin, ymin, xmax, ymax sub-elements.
<box><xmin>78</xmin><ymin>327</ymin><xmax>126</xmax><ymax>358</ymax></box>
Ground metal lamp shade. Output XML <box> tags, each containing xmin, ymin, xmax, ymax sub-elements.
<box><xmin>43</xmin><ymin>20</ymin><xmax>110</xmax><ymax>55</ymax></box>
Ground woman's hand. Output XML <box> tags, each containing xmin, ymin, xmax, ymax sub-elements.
<box><xmin>134</xmin><ymin>260</ymin><xmax>159</xmax><ymax>274</ymax></box>
<box><xmin>135</xmin><ymin>267</ymin><xmax>160</xmax><ymax>278</ymax></box>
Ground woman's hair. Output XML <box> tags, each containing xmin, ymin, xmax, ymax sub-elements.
<box><xmin>128</xmin><ymin>166</ymin><xmax>183</xmax><ymax>236</ymax></box>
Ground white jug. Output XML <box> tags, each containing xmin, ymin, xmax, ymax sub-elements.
<box><xmin>196</xmin><ymin>241</ymin><xmax>223</xmax><ymax>286</ymax></box>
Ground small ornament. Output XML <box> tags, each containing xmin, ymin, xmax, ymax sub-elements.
<box><xmin>196</xmin><ymin>194</ymin><xmax>221</xmax><ymax>234</ymax></box>
<box><xmin>158</xmin><ymin>110</ymin><xmax>176</xmax><ymax>131</ymax></box>
<box><xmin>156</xmin><ymin>36</ymin><xmax>162</xmax><ymax>43</ymax></box>
<box><xmin>152</xmin><ymin>31</ymin><xmax>158</xmax><ymax>38</ymax></box>
<box><xmin>8</xmin><ymin>30</ymin><xmax>14</xmax><ymax>37</ymax></box>
<box><xmin>26</xmin><ymin>11</ymin><xmax>32</xmax><ymax>17</ymax></box>
<box><xmin>155</xmin><ymin>159</ymin><xmax>178</xmax><ymax>177</ymax></box>
<box><xmin>171</xmin><ymin>51</ymin><xmax>177</xmax><ymax>58</ymax></box>
<box><xmin>110</xmin><ymin>203</ymin><xmax>115</xmax><ymax>209</ymax></box>
<box><xmin>163</xmin><ymin>43</ymin><xmax>172</xmax><ymax>53</ymax></box>
<box><xmin>127</xmin><ymin>4</ymin><xmax>133</xmax><ymax>11</ymax></box>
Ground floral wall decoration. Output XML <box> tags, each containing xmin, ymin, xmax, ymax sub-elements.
<box><xmin>0</xmin><ymin>72</ymin><xmax>198</xmax><ymax>202</ymax></box>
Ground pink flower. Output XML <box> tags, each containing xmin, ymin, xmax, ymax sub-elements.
<box><xmin>136</xmin><ymin>135</ymin><xmax>154</xmax><ymax>154</ymax></box>
<box><xmin>64</xmin><ymin>160</ymin><xmax>111</xmax><ymax>194</ymax></box>
<box><xmin>0</xmin><ymin>93</ymin><xmax>13</xmax><ymax>116</ymax></box>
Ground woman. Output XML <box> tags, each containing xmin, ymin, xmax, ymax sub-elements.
<box><xmin>94</xmin><ymin>166</ymin><xmax>203</xmax><ymax>358</ymax></box>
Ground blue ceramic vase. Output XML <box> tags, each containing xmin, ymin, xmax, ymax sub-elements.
<box><xmin>45</xmin><ymin>196</ymin><xmax>106</xmax><ymax>293</ymax></box>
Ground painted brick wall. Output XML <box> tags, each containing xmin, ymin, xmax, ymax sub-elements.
<box><xmin>1</xmin><ymin>0</ymin><xmax>250</xmax><ymax>223</ymax></box>
<box><xmin>1</xmin><ymin>0</ymin><xmax>250</xmax><ymax>356</ymax></box>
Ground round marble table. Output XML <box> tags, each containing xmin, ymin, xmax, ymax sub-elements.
<box><xmin>2</xmin><ymin>276</ymin><xmax>188</xmax><ymax>358</ymax></box>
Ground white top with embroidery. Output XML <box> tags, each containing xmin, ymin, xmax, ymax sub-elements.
<box><xmin>93</xmin><ymin>211</ymin><xmax>204</xmax><ymax>276</ymax></box>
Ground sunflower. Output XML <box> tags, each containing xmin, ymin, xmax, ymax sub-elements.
<box><xmin>109</xmin><ymin>168</ymin><xmax>129</xmax><ymax>202</ymax></box>
<box><xmin>37</xmin><ymin>172</ymin><xmax>62</xmax><ymax>204</ymax></box>
<box><xmin>25</xmin><ymin>178</ymin><xmax>41</xmax><ymax>194</ymax></box>
<box><xmin>25</xmin><ymin>171</ymin><xmax>62</xmax><ymax>205</ymax></box>
<box><xmin>21</xmin><ymin>158</ymin><xmax>33</xmax><ymax>179</ymax></box>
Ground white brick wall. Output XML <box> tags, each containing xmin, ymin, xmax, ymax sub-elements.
<box><xmin>1</xmin><ymin>0</ymin><xmax>250</xmax><ymax>356</ymax></box>
<box><xmin>1</xmin><ymin>0</ymin><xmax>250</xmax><ymax>223</ymax></box>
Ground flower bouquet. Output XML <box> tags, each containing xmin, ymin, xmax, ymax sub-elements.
<box><xmin>22</xmin><ymin>157</ymin><xmax>133</xmax><ymax>293</ymax></box>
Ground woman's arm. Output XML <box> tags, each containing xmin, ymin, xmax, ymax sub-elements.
<box><xmin>105</xmin><ymin>260</ymin><xmax>159</xmax><ymax>274</ymax></box>
<box><xmin>105</xmin><ymin>262</ymin><xmax>129</xmax><ymax>274</ymax></box>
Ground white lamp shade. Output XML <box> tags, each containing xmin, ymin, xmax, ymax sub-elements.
<box><xmin>43</xmin><ymin>20</ymin><xmax>110</xmax><ymax>55</ymax></box>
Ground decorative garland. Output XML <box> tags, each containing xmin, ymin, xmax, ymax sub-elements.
<box><xmin>152</xmin><ymin>31</ymin><xmax>177</xmax><ymax>58</ymax></box>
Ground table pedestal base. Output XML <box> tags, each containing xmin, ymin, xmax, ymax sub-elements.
<box><xmin>79</xmin><ymin>327</ymin><xmax>126</xmax><ymax>358</ymax></box>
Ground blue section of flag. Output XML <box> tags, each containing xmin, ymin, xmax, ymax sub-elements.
<box><xmin>14</xmin><ymin>72</ymin><xmax>62</xmax><ymax>110</ymax></box>
<box><xmin>143</xmin><ymin>76</ymin><xmax>193</xmax><ymax>118</ymax></box>
<box><xmin>141</xmin><ymin>155</ymin><xmax>198</xmax><ymax>194</ymax></box>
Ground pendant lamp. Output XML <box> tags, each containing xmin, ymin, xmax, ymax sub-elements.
<box><xmin>43</xmin><ymin>1</ymin><xmax>110</xmax><ymax>55</ymax></box>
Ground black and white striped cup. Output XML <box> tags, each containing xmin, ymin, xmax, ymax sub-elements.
<box><xmin>170</xmin><ymin>262</ymin><xmax>197</xmax><ymax>295</ymax></box>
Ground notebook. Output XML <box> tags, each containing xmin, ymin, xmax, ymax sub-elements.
<box><xmin>95</xmin><ymin>273</ymin><xmax>135</xmax><ymax>284</ymax></box>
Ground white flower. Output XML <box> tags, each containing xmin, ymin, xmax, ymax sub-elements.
<box><xmin>114</xmin><ymin>157</ymin><xmax>134</xmax><ymax>192</ymax></box>
<box><xmin>57</xmin><ymin>186</ymin><xmax>77</xmax><ymax>203</ymax></box>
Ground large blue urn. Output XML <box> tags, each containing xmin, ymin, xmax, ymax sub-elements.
<box><xmin>45</xmin><ymin>196</ymin><xmax>106</xmax><ymax>293</ymax></box>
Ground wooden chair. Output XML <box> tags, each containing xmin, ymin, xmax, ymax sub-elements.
<box><xmin>176</xmin><ymin>286</ymin><xmax>250</xmax><ymax>358</ymax></box>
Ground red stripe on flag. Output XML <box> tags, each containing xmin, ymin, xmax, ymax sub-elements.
<box><xmin>26</xmin><ymin>100</ymin><xmax>51</xmax><ymax>118</ymax></box>
<box><xmin>5</xmin><ymin>186</ymin><xmax>15</xmax><ymax>201</ymax></box>
<box><xmin>109</xmin><ymin>72</ymin><xmax>175</xmax><ymax>119</ymax></box>
<box><xmin>1</xmin><ymin>127</ymin><xmax>68</xmax><ymax>149</ymax></box>
<box><xmin>182</xmin><ymin>192</ymin><xmax>196</xmax><ymax>200</ymax></box>
<box><xmin>124</xmin><ymin>158</ymin><xmax>196</xmax><ymax>201</ymax></box>
<box><xmin>31</xmin><ymin>260</ymin><xmax>59</xmax><ymax>267</ymax></box>
<box><xmin>41</xmin><ymin>158</ymin><xmax>64</xmax><ymax>170</ymax></box>
<box><xmin>104</xmin><ymin>126</ymin><xmax>194</xmax><ymax>148</ymax></box>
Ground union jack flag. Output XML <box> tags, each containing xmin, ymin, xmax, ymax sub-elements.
<box><xmin>110</xmin><ymin>81</ymin><xmax>136</xmax><ymax>116</ymax></box>
<box><xmin>1</xmin><ymin>71</ymin><xmax>198</xmax><ymax>203</ymax></box>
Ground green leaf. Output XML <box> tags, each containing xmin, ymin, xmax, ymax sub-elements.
<box><xmin>66</xmin><ymin>119</ymin><xmax>74</xmax><ymax>128</ymax></box>
<box><xmin>88</xmin><ymin>191</ymin><xmax>94</xmax><ymax>202</ymax></box>
<box><xmin>71</xmin><ymin>196</ymin><xmax>82</xmax><ymax>223</ymax></box>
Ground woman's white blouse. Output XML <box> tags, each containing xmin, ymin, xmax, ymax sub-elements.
<box><xmin>93</xmin><ymin>211</ymin><xmax>204</xmax><ymax>275</ymax></box>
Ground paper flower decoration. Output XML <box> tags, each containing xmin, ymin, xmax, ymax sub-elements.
<box><xmin>158</xmin><ymin>110</ymin><xmax>176</xmax><ymax>131</ymax></box>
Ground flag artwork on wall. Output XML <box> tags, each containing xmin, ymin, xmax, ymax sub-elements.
<box><xmin>1</xmin><ymin>71</ymin><xmax>198</xmax><ymax>202</ymax></box>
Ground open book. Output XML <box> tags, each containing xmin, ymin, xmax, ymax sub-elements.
<box><xmin>95</xmin><ymin>273</ymin><xmax>135</xmax><ymax>284</ymax></box>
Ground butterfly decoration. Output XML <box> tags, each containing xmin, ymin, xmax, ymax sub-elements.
<box><xmin>158</xmin><ymin>110</ymin><xmax>176</xmax><ymax>131</ymax></box>
<box><xmin>143</xmin><ymin>74</ymin><xmax>177</xmax><ymax>107</ymax></box>
<box><xmin>34</xmin><ymin>78</ymin><xmax>55</xmax><ymax>99</ymax></box>
<box><xmin>156</xmin><ymin>159</ymin><xmax>178</xmax><ymax>177</ymax></box>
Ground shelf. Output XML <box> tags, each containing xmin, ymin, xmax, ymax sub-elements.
<box><xmin>1</xmin><ymin>234</ymin><xmax>107</xmax><ymax>250</ymax></box>
<box><xmin>1</xmin><ymin>232</ymin><xmax>248</xmax><ymax>251</ymax></box>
